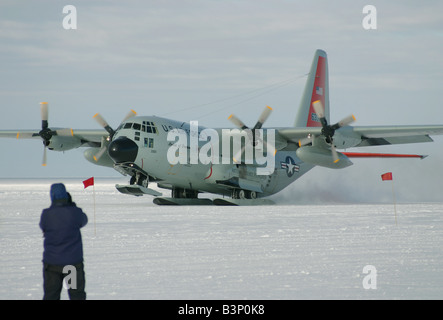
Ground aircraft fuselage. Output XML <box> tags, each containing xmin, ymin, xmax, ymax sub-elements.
<box><xmin>94</xmin><ymin>115</ymin><xmax>311</xmax><ymax>198</ymax></box>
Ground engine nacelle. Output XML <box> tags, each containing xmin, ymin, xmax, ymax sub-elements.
<box><xmin>84</xmin><ymin>148</ymin><xmax>115</xmax><ymax>167</ymax></box>
<box><xmin>47</xmin><ymin>135</ymin><xmax>82</xmax><ymax>151</ymax></box>
<box><xmin>296</xmin><ymin>146</ymin><xmax>353</xmax><ymax>169</ymax></box>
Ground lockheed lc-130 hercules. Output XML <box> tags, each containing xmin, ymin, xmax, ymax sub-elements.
<box><xmin>2</xmin><ymin>50</ymin><xmax>443</xmax><ymax>205</ymax></box>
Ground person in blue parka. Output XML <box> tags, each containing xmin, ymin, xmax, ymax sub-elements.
<box><xmin>39</xmin><ymin>183</ymin><xmax>88</xmax><ymax>300</ymax></box>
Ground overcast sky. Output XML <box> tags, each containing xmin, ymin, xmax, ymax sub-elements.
<box><xmin>1</xmin><ymin>0</ymin><xmax>442</xmax><ymax>202</ymax></box>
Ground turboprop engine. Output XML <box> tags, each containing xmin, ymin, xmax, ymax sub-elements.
<box><xmin>84</xmin><ymin>147</ymin><xmax>114</xmax><ymax>167</ymax></box>
<box><xmin>296</xmin><ymin>145</ymin><xmax>352</xmax><ymax>169</ymax></box>
<box><xmin>297</xmin><ymin>100</ymin><xmax>356</xmax><ymax>169</ymax></box>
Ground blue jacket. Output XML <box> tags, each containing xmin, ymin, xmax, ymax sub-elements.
<box><xmin>39</xmin><ymin>184</ymin><xmax>88</xmax><ymax>266</ymax></box>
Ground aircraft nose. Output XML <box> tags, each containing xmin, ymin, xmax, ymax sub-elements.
<box><xmin>108</xmin><ymin>136</ymin><xmax>138</xmax><ymax>163</ymax></box>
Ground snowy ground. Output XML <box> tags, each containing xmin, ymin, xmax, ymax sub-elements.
<box><xmin>1</xmin><ymin>178</ymin><xmax>442</xmax><ymax>300</ymax></box>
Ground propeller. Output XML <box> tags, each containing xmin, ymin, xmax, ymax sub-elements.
<box><xmin>228</xmin><ymin>106</ymin><xmax>275</xmax><ymax>163</ymax></box>
<box><xmin>299</xmin><ymin>100</ymin><xmax>355</xmax><ymax>163</ymax></box>
<box><xmin>92</xmin><ymin>109</ymin><xmax>137</xmax><ymax>161</ymax></box>
<box><xmin>254</xmin><ymin>105</ymin><xmax>273</xmax><ymax>130</ymax></box>
<box><xmin>36</xmin><ymin>102</ymin><xmax>74</xmax><ymax>166</ymax></box>
<box><xmin>93</xmin><ymin>113</ymin><xmax>115</xmax><ymax>137</ymax></box>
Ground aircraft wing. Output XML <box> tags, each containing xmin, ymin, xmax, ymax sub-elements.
<box><xmin>0</xmin><ymin>130</ymin><xmax>41</xmax><ymax>139</ymax></box>
<box><xmin>349</xmin><ymin>125</ymin><xmax>443</xmax><ymax>146</ymax></box>
<box><xmin>277</xmin><ymin>125</ymin><xmax>443</xmax><ymax>148</ymax></box>
<box><xmin>0</xmin><ymin>129</ymin><xmax>107</xmax><ymax>147</ymax></box>
<box><xmin>67</xmin><ymin>129</ymin><xmax>108</xmax><ymax>145</ymax></box>
<box><xmin>276</xmin><ymin>127</ymin><xmax>322</xmax><ymax>144</ymax></box>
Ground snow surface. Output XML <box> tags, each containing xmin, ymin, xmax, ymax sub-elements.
<box><xmin>1</xmin><ymin>178</ymin><xmax>442</xmax><ymax>300</ymax></box>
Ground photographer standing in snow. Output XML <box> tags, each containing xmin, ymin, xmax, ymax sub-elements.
<box><xmin>39</xmin><ymin>183</ymin><xmax>88</xmax><ymax>300</ymax></box>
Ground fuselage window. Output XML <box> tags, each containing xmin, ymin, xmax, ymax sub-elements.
<box><xmin>144</xmin><ymin>137</ymin><xmax>154</xmax><ymax>148</ymax></box>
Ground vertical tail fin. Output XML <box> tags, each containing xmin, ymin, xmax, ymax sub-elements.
<box><xmin>294</xmin><ymin>49</ymin><xmax>330</xmax><ymax>127</ymax></box>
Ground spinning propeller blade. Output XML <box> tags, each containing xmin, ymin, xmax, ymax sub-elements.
<box><xmin>228</xmin><ymin>106</ymin><xmax>273</xmax><ymax>131</ymax></box>
<box><xmin>254</xmin><ymin>106</ymin><xmax>273</xmax><ymax>130</ymax></box>
<box><xmin>228</xmin><ymin>106</ymin><xmax>275</xmax><ymax>163</ymax></box>
<box><xmin>37</xmin><ymin>102</ymin><xmax>74</xmax><ymax>166</ymax></box>
<box><xmin>42</xmin><ymin>146</ymin><xmax>47</xmax><ymax>167</ymax></box>
<box><xmin>92</xmin><ymin>110</ymin><xmax>137</xmax><ymax>161</ymax></box>
<box><xmin>93</xmin><ymin>113</ymin><xmax>115</xmax><ymax>136</ymax></box>
<box><xmin>122</xmin><ymin>109</ymin><xmax>137</xmax><ymax>123</ymax></box>
<box><xmin>300</xmin><ymin>100</ymin><xmax>356</xmax><ymax>163</ymax></box>
<box><xmin>40</xmin><ymin>102</ymin><xmax>49</xmax><ymax>129</ymax></box>
<box><xmin>228</xmin><ymin>114</ymin><xmax>248</xmax><ymax>129</ymax></box>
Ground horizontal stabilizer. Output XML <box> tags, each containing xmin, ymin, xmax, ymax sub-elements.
<box><xmin>342</xmin><ymin>152</ymin><xmax>427</xmax><ymax>159</ymax></box>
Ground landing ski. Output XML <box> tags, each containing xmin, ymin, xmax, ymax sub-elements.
<box><xmin>212</xmin><ymin>198</ymin><xmax>275</xmax><ymax>206</ymax></box>
<box><xmin>116</xmin><ymin>184</ymin><xmax>162</xmax><ymax>197</ymax></box>
<box><xmin>153</xmin><ymin>197</ymin><xmax>213</xmax><ymax>206</ymax></box>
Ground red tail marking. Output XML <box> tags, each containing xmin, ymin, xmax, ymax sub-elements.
<box><xmin>306</xmin><ymin>56</ymin><xmax>326</xmax><ymax>127</ymax></box>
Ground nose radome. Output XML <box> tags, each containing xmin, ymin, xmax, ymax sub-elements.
<box><xmin>108</xmin><ymin>136</ymin><xmax>138</xmax><ymax>163</ymax></box>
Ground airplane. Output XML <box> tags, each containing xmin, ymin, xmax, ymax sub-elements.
<box><xmin>2</xmin><ymin>49</ymin><xmax>443</xmax><ymax>205</ymax></box>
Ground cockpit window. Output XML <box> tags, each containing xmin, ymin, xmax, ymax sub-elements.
<box><xmin>142</xmin><ymin>121</ymin><xmax>158</xmax><ymax>134</ymax></box>
<box><xmin>119</xmin><ymin>121</ymin><xmax>157</xmax><ymax>134</ymax></box>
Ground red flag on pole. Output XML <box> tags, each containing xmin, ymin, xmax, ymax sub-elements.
<box><xmin>381</xmin><ymin>172</ymin><xmax>393</xmax><ymax>181</ymax></box>
<box><xmin>83</xmin><ymin>177</ymin><xmax>97</xmax><ymax>235</ymax></box>
<box><xmin>381</xmin><ymin>172</ymin><xmax>397</xmax><ymax>225</ymax></box>
<box><xmin>83</xmin><ymin>177</ymin><xmax>94</xmax><ymax>189</ymax></box>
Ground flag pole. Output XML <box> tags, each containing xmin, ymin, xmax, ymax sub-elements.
<box><xmin>83</xmin><ymin>177</ymin><xmax>96</xmax><ymax>236</ymax></box>
<box><xmin>381</xmin><ymin>172</ymin><xmax>397</xmax><ymax>225</ymax></box>
<box><xmin>391</xmin><ymin>179</ymin><xmax>398</xmax><ymax>226</ymax></box>
<box><xmin>93</xmin><ymin>182</ymin><xmax>96</xmax><ymax>236</ymax></box>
